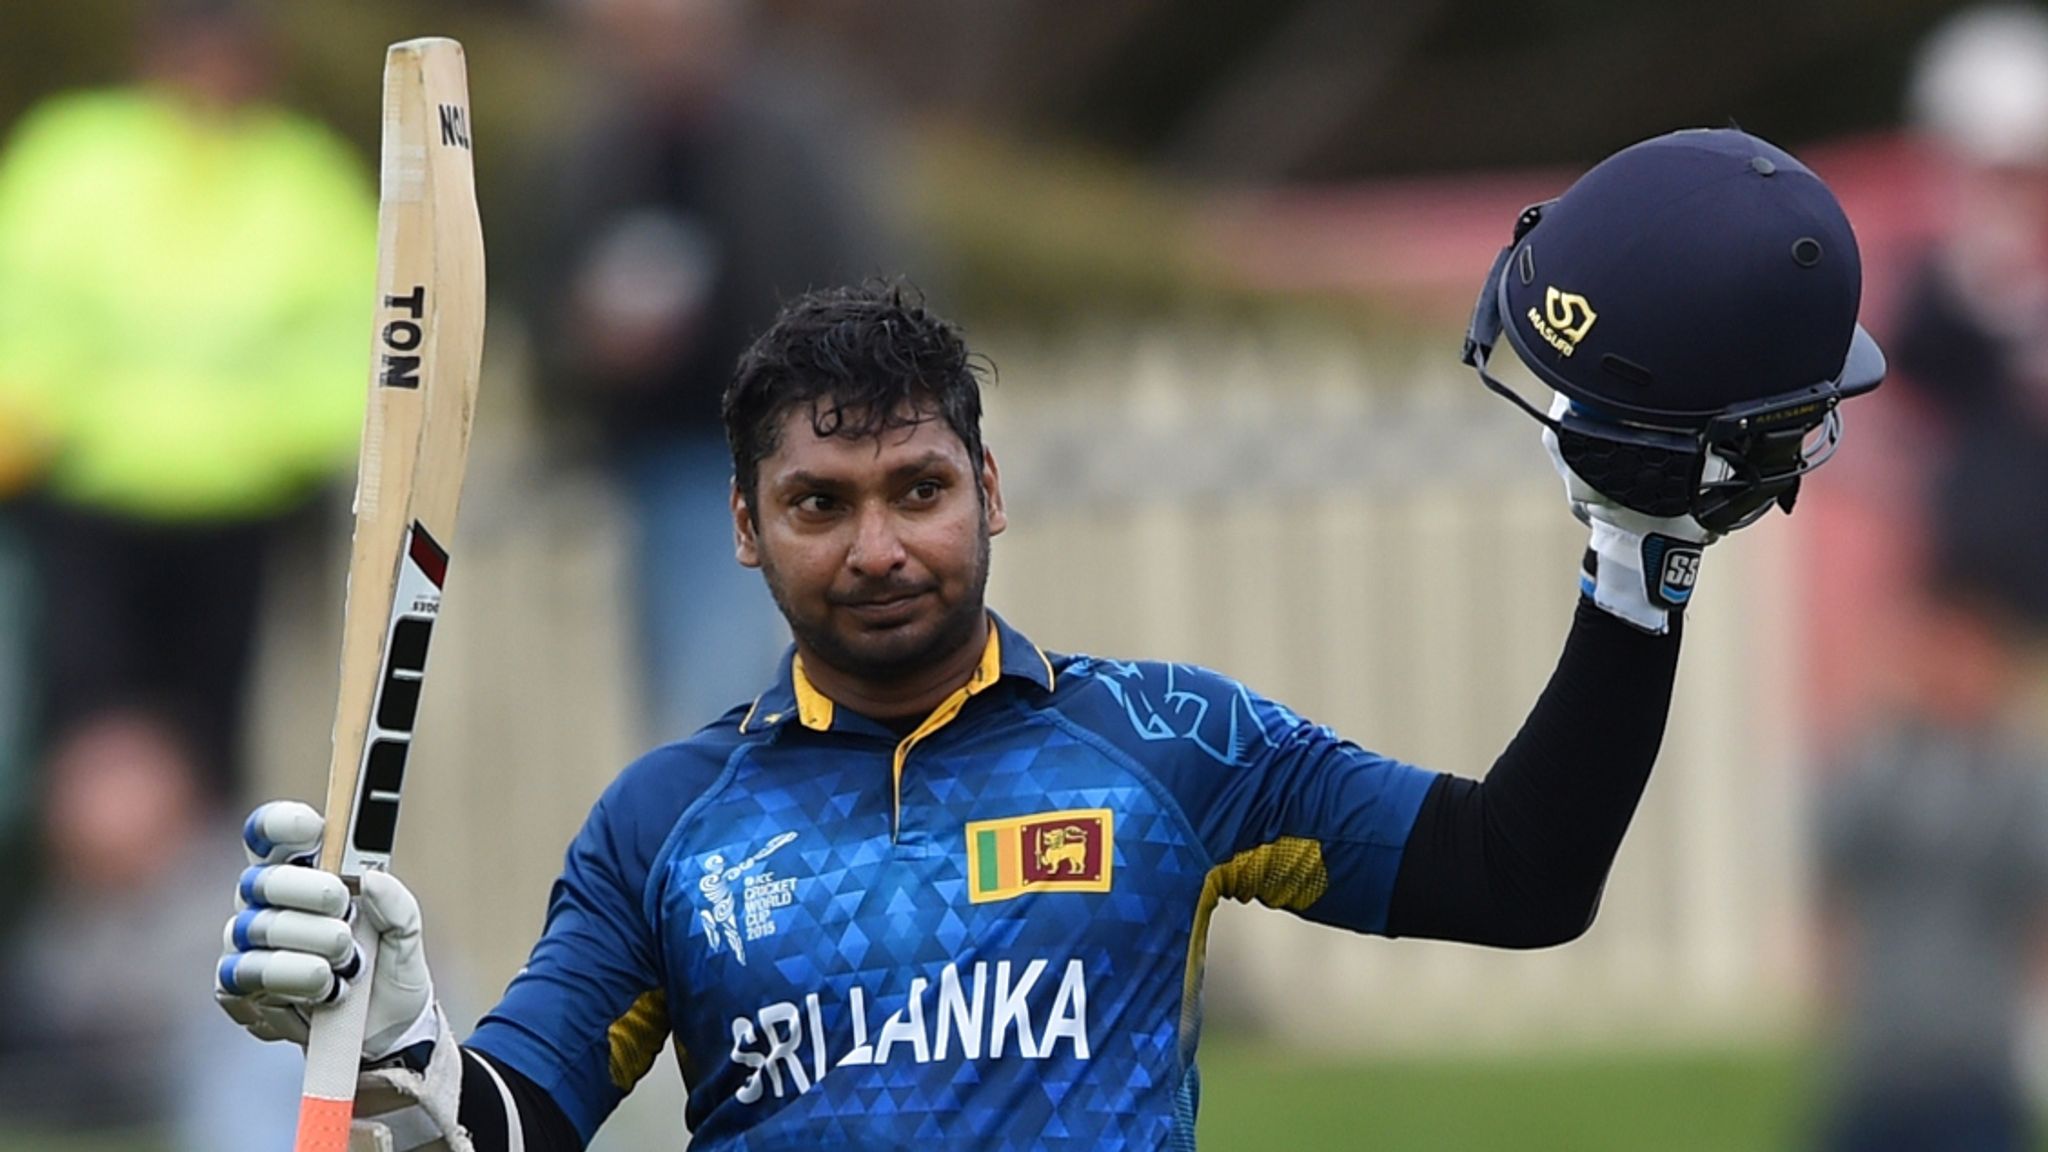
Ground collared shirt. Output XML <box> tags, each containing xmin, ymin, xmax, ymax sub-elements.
<box><xmin>469</xmin><ymin>613</ymin><xmax>1436</xmax><ymax>1150</ymax></box>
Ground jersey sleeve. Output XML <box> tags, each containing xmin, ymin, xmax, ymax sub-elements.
<box><xmin>1073</xmin><ymin>659</ymin><xmax>1438</xmax><ymax>935</ymax></box>
<box><xmin>466</xmin><ymin>748</ymin><xmax>704</xmax><ymax>1144</ymax></box>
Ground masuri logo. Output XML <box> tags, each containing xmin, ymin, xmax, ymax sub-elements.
<box><xmin>1527</xmin><ymin>286</ymin><xmax>1598</xmax><ymax>356</ymax></box>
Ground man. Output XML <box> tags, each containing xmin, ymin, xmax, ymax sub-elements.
<box><xmin>522</xmin><ymin>0</ymin><xmax>897</xmax><ymax>743</ymax></box>
<box><xmin>1813</xmin><ymin>587</ymin><xmax>2048</xmax><ymax>1152</ymax></box>
<box><xmin>215</xmin><ymin>129</ymin><xmax>1883</xmax><ymax>1150</ymax></box>
<box><xmin>1805</xmin><ymin>13</ymin><xmax>2048</xmax><ymax>1150</ymax></box>
<box><xmin>0</xmin><ymin>0</ymin><xmax>375</xmax><ymax>805</ymax></box>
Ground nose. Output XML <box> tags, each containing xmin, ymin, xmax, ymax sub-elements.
<box><xmin>846</xmin><ymin>502</ymin><xmax>907</xmax><ymax>576</ymax></box>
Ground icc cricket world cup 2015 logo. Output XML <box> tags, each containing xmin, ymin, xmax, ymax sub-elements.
<box><xmin>699</xmin><ymin>831</ymin><xmax>799</xmax><ymax>966</ymax></box>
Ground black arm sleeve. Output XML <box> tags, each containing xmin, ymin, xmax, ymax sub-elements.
<box><xmin>458</xmin><ymin>1046</ymin><xmax>586</xmax><ymax>1152</ymax></box>
<box><xmin>1385</xmin><ymin>596</ymin><xmax>1682</xmax><ymax>948</ymax></box>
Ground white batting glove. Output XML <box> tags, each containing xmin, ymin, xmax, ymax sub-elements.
<box><xmin>1542</xmin><ymin>394</ymin><xmax>1719</xmax><ymax>635</ymax></box>
<box><xmin>215</xmin><ymin>801</ymin><xmax>440</xmax><ymax>1065</ymax></box>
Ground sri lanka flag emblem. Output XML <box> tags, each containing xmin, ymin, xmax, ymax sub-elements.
<box><xmin>965</xmin><ymin>808</ymin><xmax>1114</xmax><ymax>904</ymax></box>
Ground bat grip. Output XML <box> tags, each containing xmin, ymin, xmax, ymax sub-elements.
<box><xmin>295</xmin><ymin>899</ymin><xmax>381</xmax><ymax>1152</ymax></box>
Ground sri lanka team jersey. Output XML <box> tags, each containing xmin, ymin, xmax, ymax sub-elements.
<box><xmin>468</xmin><ymin>614</ymin><xmax>1438</xmax><ymax>1150</ymax></box>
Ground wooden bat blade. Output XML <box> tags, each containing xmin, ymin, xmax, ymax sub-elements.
<box><xmin>319</xmin><ymin>35</ymin><xmax>484</xmax><ymax>881</ymax></box>
<box><xmin>297</xmin><ymin>36</ymin><xmax>484</xmax><ymax>1152</ymax></box>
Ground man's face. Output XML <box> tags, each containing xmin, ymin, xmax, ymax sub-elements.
<box><xmin>736</xmin><ymin>404</ymin><xmax>1004</xmax><ymax>684</ymax></box>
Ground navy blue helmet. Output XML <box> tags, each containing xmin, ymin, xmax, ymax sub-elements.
<box><xmin>1462</xmin><ymin>127</ymin><xmax>1886</xmax><ymax>532</ymax></box>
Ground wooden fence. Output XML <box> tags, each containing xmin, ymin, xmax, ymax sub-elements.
<box><xmin>249</xmin><ymin>323</ymin><xmax>1813</xmax><ymax>1066</ymax></box>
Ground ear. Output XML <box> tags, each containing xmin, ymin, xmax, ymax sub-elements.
<box><xmin>981</xmin><ymin>446</ymin><xmax>1006</xmax><ymax>537</ymax></box>
<box><xmin>732</xmin><ymin>479</ymin><xmax>761</xmax><ymax>568</ymax></box>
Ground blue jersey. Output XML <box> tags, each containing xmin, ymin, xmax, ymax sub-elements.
<box><xmin>468</xmin><ymin>614</ymin><xmax>1438</xmax><ymax>1150</ymax></box>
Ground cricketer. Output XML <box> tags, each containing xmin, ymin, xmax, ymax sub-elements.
<box><xmin>216</xmin><ymin>126</ymin><xmax>1885</xmax><ymax>1150</ymax></box>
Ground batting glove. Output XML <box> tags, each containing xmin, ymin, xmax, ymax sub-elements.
<box><xmin>1542</xmin><ymin>394</ymin><xmax>1718</xmax><ymax>635</ymax></box>
<box><xmin>215</xmin><ymin>801</ymin><xmax>441</xmax><ymax>1065</ymax></box>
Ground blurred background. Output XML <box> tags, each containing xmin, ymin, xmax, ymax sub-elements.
<box><xmin>0</xmin><ymin>0</ymin><xmax>2043</xmax><ymax>1149</ymax></box>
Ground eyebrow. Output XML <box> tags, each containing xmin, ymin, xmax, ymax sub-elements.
<box><xmin>779</xmin><ymin>450</ymin><xmax>961</xmax><ymax>493</ymax></box>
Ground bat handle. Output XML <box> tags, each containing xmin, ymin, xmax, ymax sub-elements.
<box><xmin>295</xmin><ymin>902</ymin><xmax>381</xmax><ymax>1152</ymax></box>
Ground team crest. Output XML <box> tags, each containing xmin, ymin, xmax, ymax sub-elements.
<box><xmin>965</xmin><ymin>809</ymin><xmax>1113</xmax><ymax>904</ymax></box>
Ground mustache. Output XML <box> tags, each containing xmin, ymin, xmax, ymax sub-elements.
<box><xmin>827</xmin><ymin>580</ymin><xmax>935</xmax><ymax>607</ymax></box>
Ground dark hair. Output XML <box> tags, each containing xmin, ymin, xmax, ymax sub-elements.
<box><xmin>723</xmin><ymin>280</ymin><xmax>988</xmax><ymax>513</ymax></box>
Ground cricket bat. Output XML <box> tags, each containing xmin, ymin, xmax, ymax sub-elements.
<box><xmin>295</xmin><ymin>37</ymin><xmax>485</xmax><ymax>1152</ymax></box>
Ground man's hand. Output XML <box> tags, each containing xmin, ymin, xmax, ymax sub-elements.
<box><xmin>215</xmin><ymin>801</ymin><xmax>439</xmax><ymax>1065</ymax></box>
<box><xmin>1542</xmin><ymin>395</ymin><xmax>1719</xmax><ymax>635</ymax></box>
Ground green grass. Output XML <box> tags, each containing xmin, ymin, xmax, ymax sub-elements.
<box><xmin>0</xmin><ymin>1133</ymin><xmax>167</xmax><ymax>1152</ymax></box>
<box><xmin>1194</xmin><ymin>1042</ymin><xmax>1820</xmax><ymax>1152</ymax></box>
<box><xmin>0</xmin><ymin>1051</ymin><xmax>1833</xmax><ymax>1151</ymax></box>
<box><xmin>8</xmin><ymin>1045</ymin><xmax>2046</xmax><ymax>1150</ymax></box>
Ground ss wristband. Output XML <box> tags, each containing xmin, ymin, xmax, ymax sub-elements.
<box><xmin>1581</xmin><ymin>520</ymin><xmax>1702</xmax><ymax>635</ymax></box>
<box><xmin>1640</xmin><ymin>534</ymin><xmax>1702</xmax><ymax>612</ymax></box>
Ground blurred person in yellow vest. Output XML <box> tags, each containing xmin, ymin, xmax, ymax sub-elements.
<box><xmin>0</xmin><ymin>0</ymin><xmax>375</xmax><ymax>807</ymax></box>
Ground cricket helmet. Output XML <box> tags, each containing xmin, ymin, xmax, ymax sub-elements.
<box><xmin>1462</xmin><ymin>127</ymin><xmax>1886</xmax><ymax>532</ymax></box>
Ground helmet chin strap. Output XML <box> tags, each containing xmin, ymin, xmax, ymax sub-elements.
<box><xmin>1461</xmin><ymin>241</ymin><xmax>1558</xmax><ymax>430</ymax></box>
<box><xmin>1464</xmin><ymin>249</ymin><xmax>1701</xmax><ymax>517</ymax></box>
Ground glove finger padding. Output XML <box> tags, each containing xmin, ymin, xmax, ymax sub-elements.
<box><xmin>239</xmin><ymin>862</ymin><xmax>352</xmax><ymax>918</ymax></box>
<box><xmin>244</xmin><ymin>800</ymin><xmax>325</xmax><ymax>865</ymax></box>
<box><xmin>217</xmin><ymin>873</ymin><xmax>436</xmax><ymax>1063</ymax></box>
<box><xmin>227</xmin><ymin>905</ymin><xmax>358</xmax><ymax>966</ymax></box>
<box><xmin>219</xmin><ymin>802</ymin><xmax>438</xmax><ymax>1068</ymax></box>
<box><xmin>217</xmin><ymin>946</ymin><xmax>342</xmax><ymax>1003</ymax></box>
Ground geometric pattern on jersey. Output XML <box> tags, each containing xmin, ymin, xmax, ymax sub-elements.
<box><xmin>671</xmin><ymin>704</ymin><xmax>1197</xmax><ymax>1149</ymax></box>
<box><xmin>466</xmin><ymin>613</ymin><xmax>1438</xmax><ymax>1151</ymax></box>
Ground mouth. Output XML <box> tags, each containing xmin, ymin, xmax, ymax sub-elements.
<box><xmin>838</xmin><ymin>589</ymin><xmax>932</xmax><ymax>626</ymax></box>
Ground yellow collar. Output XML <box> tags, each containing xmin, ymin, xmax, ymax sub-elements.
<box><xmin>789</xmin><ymin>624</ymin><xmax>1005</xmax><ymax>732</ymax></box>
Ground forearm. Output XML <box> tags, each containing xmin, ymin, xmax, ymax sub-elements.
<box><xmin>1385</xmin><ymin>595</ymin><xmax>1682</xmax><ymax>947</ymax></box>
<box><xmin>456</xmin><ymin>1046</ymin><xmax>583</xmax><ymax>1152</ymax></box>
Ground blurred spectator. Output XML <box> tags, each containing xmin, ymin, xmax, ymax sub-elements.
<box><xmin>523</xmin><ymin>0</ymin><xmax>900</xmax><ymax>742</ymax></box>
<box><xmin>1894</xmin><ymin>3</ymin><xmax>2048</xmax><ymax>439</ymax></box>
<box><xmin>1814</xmin><ymin>590</ymin><xmax>2048</xmax><ymax>1152</ymax></box>
<box><xmin>0</xmin><ymin>710</ymin><xmax>299</xmax><ymax>1147</ymax></box>
<box><xmin>1812</xmin><ymin>9</ymin><xmax>2048</xmax><ymax>1151</ymax></box>
<box><xmin>0</xmin><ymin>0</ymin><xmax>375</xmax><ymax>807</ymax></box>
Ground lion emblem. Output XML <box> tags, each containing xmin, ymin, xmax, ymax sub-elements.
<box><xmin>1036</xmin><ymin>825</ymin><xmax>1090</xmax><ymax>875</ymax></box>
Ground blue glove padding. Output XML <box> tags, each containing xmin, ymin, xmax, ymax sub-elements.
<box><xmin>214</xmin><ymin>801</ymin><xmax>439</xmax><ymax>1064</ymax></box>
